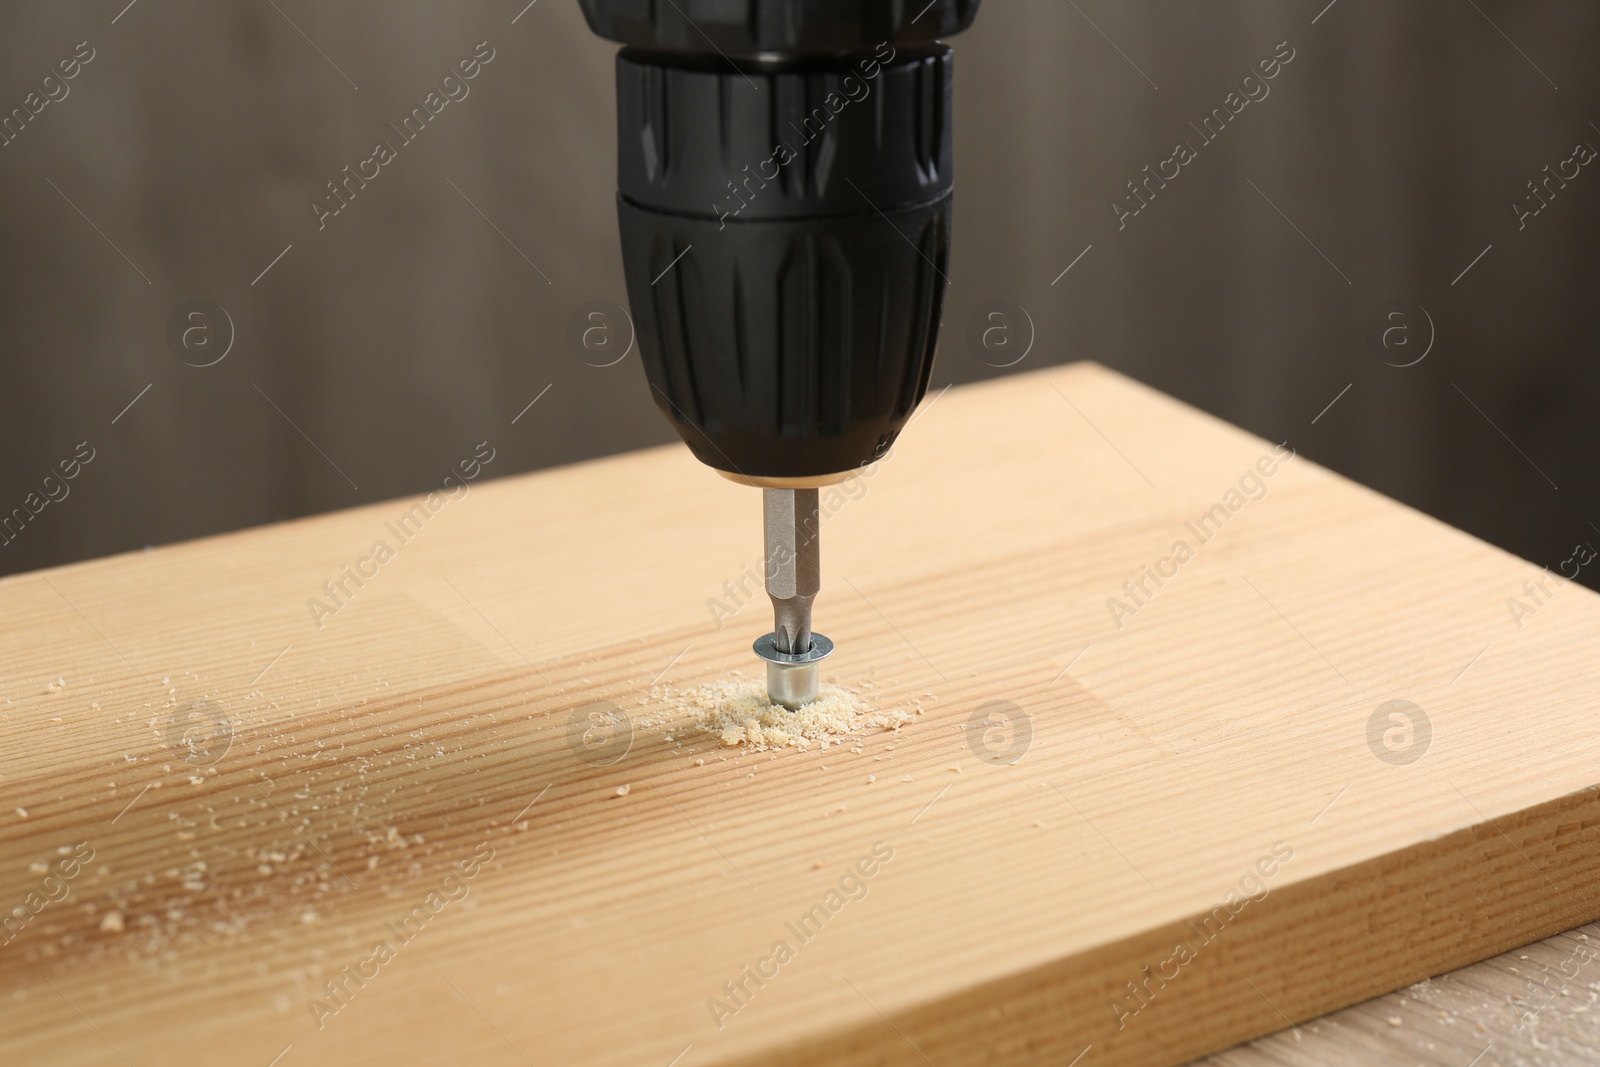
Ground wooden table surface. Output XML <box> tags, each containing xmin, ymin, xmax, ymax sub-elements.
<box><xmin>1</xmin><ymin>364</ymin><xmax>1596</xmax><ymax>1066</ymax></box>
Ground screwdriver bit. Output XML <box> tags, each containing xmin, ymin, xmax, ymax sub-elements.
<box><xmin>755</xmin><ymin>488</ymin><xmax>832</xmax><ymax>709</ymax></box>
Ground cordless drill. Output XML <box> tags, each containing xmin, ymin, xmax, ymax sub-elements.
<box><xmin>578</xmin><ymin>0</ymin><xmax>982</xmax><ymax>706</ymax></box>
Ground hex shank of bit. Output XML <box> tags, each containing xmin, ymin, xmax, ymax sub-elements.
<box><xmin>763</xmin><ymin>488</ymin><xmax>820</xmax><ymax>654</ymax></box>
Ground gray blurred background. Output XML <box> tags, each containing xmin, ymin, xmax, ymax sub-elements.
<box><xmin>2</xmin><ymin>0</ymin><xmax>1596</xmax><ymax>585</ymax></box>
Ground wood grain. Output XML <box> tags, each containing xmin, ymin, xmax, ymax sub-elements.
<box><xmin>1</xmin><ymin>363</ymin><xmax>1596</xmax><ymax>1067</ymax></box>
<box><xmin>1199</xmin><ymin>919</ymin><xmax>1600</xmax><ymax>1066</ymax></box>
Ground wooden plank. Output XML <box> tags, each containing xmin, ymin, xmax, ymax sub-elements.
<box><xmin>0</xmin><ymin>363</ymin><xmax>1596</xmax><ymax>1067</ymax></box>
<box><xmin>1201</xmin><ymin>918</ymin><xmax>1600</xmax><ymax>1065</ymax></box>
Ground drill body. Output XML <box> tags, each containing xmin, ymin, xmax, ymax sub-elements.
<box><xmin>579</xmin><ymin>0</ymin><xmax>981</xmax><ymax>703</ymax></box>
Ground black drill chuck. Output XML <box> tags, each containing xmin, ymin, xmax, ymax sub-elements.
<box><xmin>581</xmin><ymin>0</ymin><xmax>981</xmax><ymax>482</ymax></box>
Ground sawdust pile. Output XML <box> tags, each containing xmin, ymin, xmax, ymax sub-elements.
<box><xmin>654</xmin><ymin>679</ymin><xmax>914</xmax><ymax>751</ymax></box>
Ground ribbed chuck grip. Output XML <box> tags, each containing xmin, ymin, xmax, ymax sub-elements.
<box><xmin>580</xmin><ymin>0</ymin><xmax>980</xmax><ymax>57</ymax></box>
<box><xmin>618</xmin><ymin>46</ymin><xmax>952</xmax><ymax>219</ymax></box>
<box><xmin>616</xmin><ymin>46</ymin><xmax>955</xmax><ymax>480</ymax></box>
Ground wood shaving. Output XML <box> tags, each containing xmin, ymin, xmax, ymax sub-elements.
<box><xmin>658</xmin><ymin>680</ymin><xmax>913</xmax><ymax>751</ymax></box>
